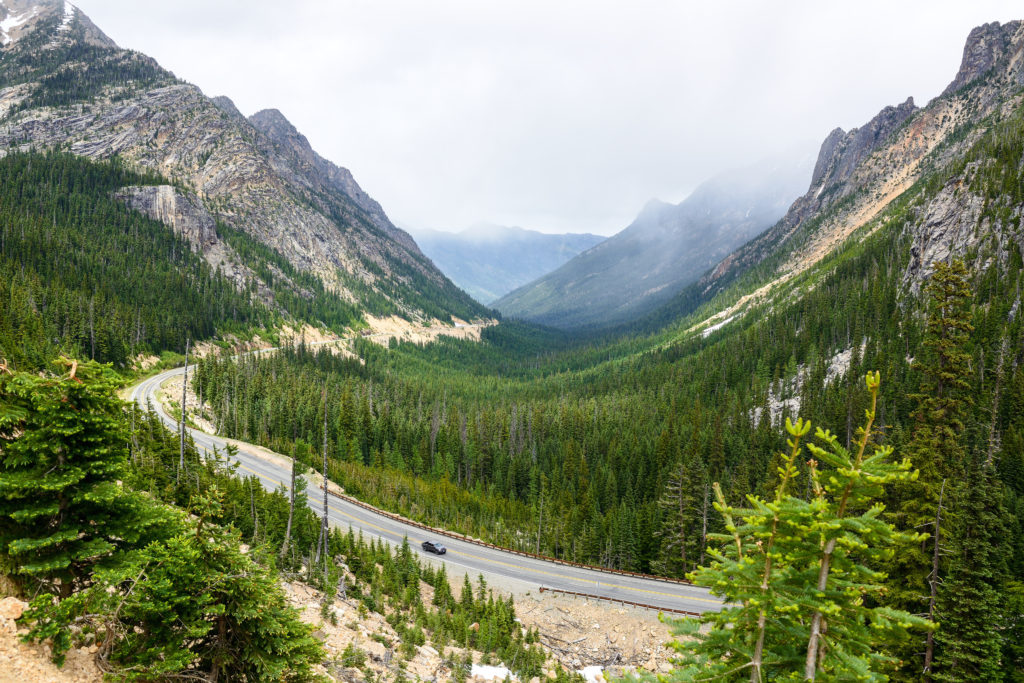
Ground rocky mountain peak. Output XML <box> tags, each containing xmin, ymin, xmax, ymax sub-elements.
<box><xmin>635</xmin><ymin>198</ymin><xmax>674</xmax><ymax>224</ymax></box>
<box><xmin>248</xmin><ymin>107</ymin><xmax>421</xmax><ymax>254</ymax></box>
<box><xmin>810</xmin><ymin>96</ymin><xmax>917</xmax><ymax>195</ymax></box>
<box><xmin>942</xmin><ymin>20</ymin><xmax>1024</xmax><ymax>96</ymax></box>
<box><xmin>211</xmin><ymin>95</ymin><xmax>245</xmax><ymax>121</ymax></box>
<box><xmin>809</xmin><ymin>128</ymin><xmax>847</xmax><ymax>188</ymax></box>
<box><xmin>250</xmin><ymin>108</ymin><xmax>307</xmax><ymax>149</ymax></box>
<box><xmin>0</xmin><ymin>0</ymin><xmax>115</xmax><ymax>48</ymax></box>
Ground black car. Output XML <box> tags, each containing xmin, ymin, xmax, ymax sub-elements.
<box><xmin>421</xmin><ymin>540</ymin><xmax>447</xmax><ymax>555</ymax></box>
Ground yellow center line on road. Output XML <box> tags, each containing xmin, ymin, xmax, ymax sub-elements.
<box><xmin>446</xmin><ymin>546</ymin><xmax>722</xmax><ymax>604</ymax></box>
<box><xmin>189</xmin><ymin>415</ymin><xmax>720</xmax><ymax>608</ymax></box>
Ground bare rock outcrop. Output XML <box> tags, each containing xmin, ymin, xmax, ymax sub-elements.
<box><xmin>943</xmin><ymin>20</ymin><xmax>1024</xmax><ymax>96</ymax></box>
<box><xmin>249</xmin><ymin>107</ymin><xmax>423</xmax><ymax>255</ymax></box>
<box><xmin>115</xmin><ymin>185</ymin><xmax>218</xmax><ymax>251</ymax></box>
<box><xmin>810</xmin><ymin>97</ymin><xmax>918</xmax><ymax>192</ymax></box>
<box><xmin>902</xmin><ymin>175</ymin><xmax>1024</xmax><ymax>292</ymax></box>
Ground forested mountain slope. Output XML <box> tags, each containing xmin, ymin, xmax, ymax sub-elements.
<box><xmin>409</xmin><ymin>224</ymin><xmax>604</xmax><ymax>304</ymax></box>
<box><xmin>494</xmin><ymin>153</ymin><xmax>811</xmax><ymax>330</ymax></box>
<box><xmin>0</xmin><ymin>0</ymin><xmax>486</xmax><ymax>331</ymax></box>
<box><xmin>0</xmin><ymin>152</ymin><xmax>267</xmax><ymax>368</ymax></box>
<box><xmin>0</xmin><ymin>151</ymin><xmax>412</xmax><ymax>369</ymax></box>
<box><xmin>2</xmin><ymin>4</ymin><xmax>1023</xmax><ymax>678</ymax></box>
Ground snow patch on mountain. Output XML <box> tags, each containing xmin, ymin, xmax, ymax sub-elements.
<box><xmin>59</xmin><ymin>0</ymin><xmax>75</xmax><ymax>30</ymax></box>
<box><xmin>751</xmin><ymin>345</ymin><xmax>862</xmax><ymax>427</ymax></box>
<box><xmin>0</xmin><ymin>5</ymin><xmax>39</xmax><ymax>45</ymax></box>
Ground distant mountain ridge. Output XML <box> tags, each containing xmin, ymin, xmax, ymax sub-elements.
<box><xmin>409</xmin><ymin>224</ymin><xmax>604</xmax><ymax>304</ymax></box>
<box><xmin>0</xmin><ymin>0</ymin><xmax>486</xmax><ymax>327</ymax></box>
<box><xmin>494</xmin><ymin>152</ymin><xmax>814</xmax><ymax>329</ymax></box>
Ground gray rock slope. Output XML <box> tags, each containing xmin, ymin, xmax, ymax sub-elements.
<box><xmin>0</xmin><ymin>0</ymin><xmax>485</xmax><ymax>323</ymax></box>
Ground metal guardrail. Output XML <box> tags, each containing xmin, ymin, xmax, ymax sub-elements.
<box><xmin>321</xmin><ymin>485</ymin><xmax>694</xmax><ymax>586</ymax></box>
<box><xmin>537</xmin><ymin>586</ymin><xmax>703</xmax><ymax>617</ymax></box>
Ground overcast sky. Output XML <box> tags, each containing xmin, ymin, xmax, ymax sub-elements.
<box><xmin>73</xmin><ymin>1</ymin><xmax>1023</xmax><ymax>235</ymax></box>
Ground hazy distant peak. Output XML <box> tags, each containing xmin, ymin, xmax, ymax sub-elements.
<box><xmin>412</xmin><ymin>223</ymin><xmax>605</xmax><ymax>303</ymax></box>
<box><xmin>495</xmin><ymin>148</ymin><xmax>814</xmax><ymax>329</ymax></box>
<box><xmin>635</xmin><ymin>198</ymin><xmax>674</xmax><ymax>223</ymax></box>
<box><xmin>458</xmin><ymin>223</ymin><xmax>576</xmax><ymax>244</ymax></box>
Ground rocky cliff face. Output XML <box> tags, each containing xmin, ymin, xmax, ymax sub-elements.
<box><xmin>942</xmin><ymin>21</ymin><xmax>1024</xmax><ymax>96</ymax></box>
<box><xmin>246</xmin><ymin>108</ymin><xmax>421</xmax><ymax>255</ymax></box>
<box><xmin>0</xmin><ymin>0</ymin><xmax>484</xmax><ymax>324</ymax></box>
<box><xmin>695</xmin><ymin>20</ymin><xmax>1024</xmax><ymax>304</ymax></box>
<box><xmin>112</xmin><ymin>184</ymin><xmax>277</xmax><ymax>301</ymax></box>
<box><xmin>115</xmin><ymin>185</ymin><xmax>218</xmax><ymax>250</ymax></box>
<box><xmin>809</xmin><ymin>97</ymin><xmax>918</xmax><ymax>191</ymax></box>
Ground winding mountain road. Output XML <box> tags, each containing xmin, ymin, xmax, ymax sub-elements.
<box><xmin>130</xmin><ymin>366</ymin><xmax>721</xmax><ymax>615</ymax></box>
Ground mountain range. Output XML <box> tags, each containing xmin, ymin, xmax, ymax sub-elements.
<box><xmin>646</xmin><ymin>19</ymin><xmax>1024</xmax><ymax>335</ymax></box>
<box><xmin>494</xmin><ymin>152</ymin><xmax>814</xmax><ymax>330</ymax></box>
<box><xmin>407</xmin><ymin>224</ymin><xmax>604</xmax><ymax>304</ymax></box>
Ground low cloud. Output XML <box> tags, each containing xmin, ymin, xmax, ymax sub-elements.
<box><xmin>77</xmin><ymin>0</ymin><xmax>1023</xmax><ymax>234</ymax></box>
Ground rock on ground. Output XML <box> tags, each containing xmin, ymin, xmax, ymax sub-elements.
<box><xmin>0</xmin><ymin>597</ymin><xmax>102</xmax><ymax>683</ymax></box>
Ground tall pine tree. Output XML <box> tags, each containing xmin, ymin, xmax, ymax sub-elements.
<box><xmin>889</xmin><ymin>259</ymin><xmax>975</xmax><ymax>679</ymax></box>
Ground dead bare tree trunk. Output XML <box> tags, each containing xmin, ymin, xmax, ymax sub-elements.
<box><xmin>250</xmin><ymin>479</ymin><xmax>259</xmax><ymax>543</ymax></box>
<box><xmin>280</xmin><ymin>450</ymin><xmax>298</xmax><ymax>562</ymax></box>
<box><xmin>317</xmin><ymin>386</ymin><xmax>330</xmax><ymax>566</ymax></box>
<box><xmin>986</xmin><ymin>337</ymin><xmax>1008</xmax><ymax>468</ymax></box>
<box><xmin>129</xmin><ymin>404</ymin><xmax>138</xmax><ymax>466</ymax></box>
<box><xmin>89</xmin><ymin>296</ymin><xmax>95</xmax><ymax>361</ymax></box>
<box><xmin>536</xmin><ymin>488</ymin><xmax>543</xmax><ymax>554</ymax></box>
<box><xmin>178</xmin><ymin>337</ymin><xmax>189</xmax><ymax>481</ymax></box>
<box><xmin>678</xmin><ymin>479</ymin><xmax>688</xmax><ymax>571</ymax></box>
<box><xmin>923</xmin><ymin>479</ymin><xmax>946</xmax><ymax>680</ymax></box>
<box><xmin>700</xmin><ymin>483</ymin><xmax>709</xmax><ymax>567</ymax></box>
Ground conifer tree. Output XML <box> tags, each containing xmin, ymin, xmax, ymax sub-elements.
<box><xmin>24</xmin><ymin>488</ymin><xmax>323</xmax><ymax>680</ymax></box>
<box><xmin>0</xmin><ymin>359</ymin><xmax>169</xmax><ymax>595</ymax></box>
<box><xmin>654</xmin><ymin>448</ymin><xmax>705</xmax><ymax>577</ymax></box>
<box><xmin>907</xmin><ymin>259</ymin><xmax>974</xmax><ymax>478</ymax></box>
<box><xmin>433</xmin><ymin>563</ymin><xmax>455</xmax><ymax>610</ymax></box>
<box><xmin>889</xmin><ymin>259</ymin><xmax>975</xmax><ymax>678</ymax></box>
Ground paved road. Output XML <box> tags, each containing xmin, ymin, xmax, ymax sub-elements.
<box><xmin>130</xmin><ymin>367</ymin><xmax>721</xmax><ymax>615</ymax></box>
